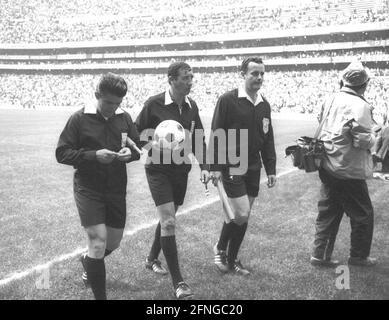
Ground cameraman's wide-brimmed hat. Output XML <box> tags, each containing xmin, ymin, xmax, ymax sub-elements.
<box><xmin>341</xmin><ymin>61</ymin><xmax>370</xmax><ymax>87</ymax></box>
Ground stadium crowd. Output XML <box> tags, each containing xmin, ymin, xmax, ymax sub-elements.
<box><xmin>2</xmin><ymin>49</ymin><xmax>388</xmax><ymax>65</ymax></box>
<box><xmin>0</xmin><ymin>0</ymin><xmax>388</xmax><ymax>43</ymax></box>
<box><xmin>1</xmin><ymin>69</ymin><xmax>388</xmax><ymax>122</ymax></box>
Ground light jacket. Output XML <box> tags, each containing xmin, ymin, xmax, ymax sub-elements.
<box><xmin>373</xmin><ymin>125</ymin><xmax>389</xmax><ymax>160</ymax></box>
<box><xmin>318</xmin><ymin>87</ymin><xmax>376</xmax><ymax>180</ymax></box>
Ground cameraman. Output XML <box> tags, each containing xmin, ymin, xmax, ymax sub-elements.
<box><xmin>311</xmin><ymin>61</ymin><xmax>377</xmax><ymax>267</ymax></box>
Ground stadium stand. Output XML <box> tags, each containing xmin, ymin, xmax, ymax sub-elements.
<box><xmin>1</xmin><ymin>69</ymin><xmax>387</xmax><ymax>122</ymax></box>
<box><xmin>0</xmin><ymin>0</ymin><xmax>388</xmax><ymax>121</ymax></box>
<box><xmin>0</xmin><ymin>0</ymin><xmax>388</xmax><ymax>42</ymax></box>
<box><xmin>1</xmin><ymin>49</ymin><xmax>388</xmax><ymax>65</ymax></box>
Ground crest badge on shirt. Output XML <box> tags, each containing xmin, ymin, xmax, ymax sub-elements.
<box><xmin>262</xmin><ymin>118</ymin><xmax>270</xmax><ymax>134</ymax></box>
<box><xmin>121</xmin><ymin>132</ymin><xmax>128</xmax><ymax>148</ymax></box>
<box><xmin>190</xmin><ymin>121</ymin><xmax>195</xmax><ymax>135</ymax></box>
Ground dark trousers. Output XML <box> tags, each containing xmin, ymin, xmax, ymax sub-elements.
<box><xmin>382</xmin><ymin>153</ymin><xmax>389</xmax><ymax>173</ymax></box>
<box><xmin>313</xmin><ymin>169</ymin><xmax>374</xmax><ymax>259</ymax></box>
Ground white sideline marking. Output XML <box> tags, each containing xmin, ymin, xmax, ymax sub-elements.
<box><xmin>0</xmin><ymin>168</ymin><xmax>298</xmax><ymax>287</ymax></box>
<box><xmin>0</xmin><ymin>247</ymin><xmax>86</xmax><ymax>287</ymax></box>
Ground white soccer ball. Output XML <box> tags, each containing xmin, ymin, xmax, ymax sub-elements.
<box><xmin>154</xmin><ymin>120</ymin><xmax>185</xmax><ymax>151</ymax></box>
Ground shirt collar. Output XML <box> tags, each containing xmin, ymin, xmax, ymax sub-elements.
<box><xmin>340</xmin><ymin>86</ymin><xmax>367</xmax><ymax>102</ymax></box>
<box><xmin>341</xmin><ymin>86</ymin><xmax>359</xmax><ymax>96</ymax></box>
<box><xmin>238</xmin><ymin>86</ymin><xmax>263</xmax><ymax>106</ymax></box>
<box><xmin>84</xmin><ymin>105</ymin><xmax>124</xmax><ymax>115</ymax></box>
<box><xmin>164</xmin><ymin>90</ymin><xmax>192</xmax><ymax>108</ymax></box>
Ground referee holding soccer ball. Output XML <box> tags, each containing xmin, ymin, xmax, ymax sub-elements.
<box><xmin>136</xmin><ymin>61</ymin><xmax>210</xmax><ymax>299</ymax></box>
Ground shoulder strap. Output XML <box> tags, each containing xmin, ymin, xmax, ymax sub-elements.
<box><xmin>314</xmin><ymin>95</ymin><xmax>335</xmax><ymax>139</ymax></box>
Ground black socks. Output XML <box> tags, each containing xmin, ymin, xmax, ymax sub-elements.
<box><xmin>160</xmin><ymin>235</ymin><xmax>183</xmax><ymax>288</ymax></box>
<box><xmin>217</xmin><ymin>221</ymin><xmax>233</xmax><ymax>251</ymax></box>
<box><xmin>85</xmin><ymin>256</ymin><xmax>107</xmax><ymax>300</ymax></box>
<box><xmin>148</xmin><ymin>223</ymin><xmax>162</xmax><ymax>261</ymax></box>
<box><xmin>227</xmin><ymin>222</ymin><xmax>248</xmax><ymax>267</ymax></box>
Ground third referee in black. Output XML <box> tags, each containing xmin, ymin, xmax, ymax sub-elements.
<box><xmin>209</xmin><ymin>57</ymin><xmax>277</xmax><ymax>276</ymax></box>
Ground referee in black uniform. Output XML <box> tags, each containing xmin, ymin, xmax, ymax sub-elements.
<box><xmin>56</xmin><ymin>73</ymin><xmax>141</xmax><ymax>299</ymax></box>
<box><xmin>210</xmin><ymin>57</ymin><xmax>277</xmax><ymax>276</ymax></box>
<box><xmin>136</xmin><ymin>62</ymin><xmax>210</xmax><ymax>299</ymax></box>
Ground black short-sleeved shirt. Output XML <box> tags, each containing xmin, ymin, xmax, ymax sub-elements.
<box><xmin>56</xmin><ymin>106</ymin><xmax>140</xmax><ymax>195</ymax></box>
<box><xmin>210</xmin><ymin>88</ymin><xmax>276</xmax><ymax>175</ymax></box>
<box><xmin>136</xmin><ymin>91</ymin><xmax>208</xmax><ymax>173</ymax></box>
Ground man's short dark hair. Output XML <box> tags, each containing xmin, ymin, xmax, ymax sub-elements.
<box><xmin>168</xmin><ymin>61</ymin><xmax>191</xmax><ymax>83</ymax></box>
<box><xmin>240</xmin><ymin>57</ymin><xmax>264</xmax><ymax>74</ymax></box>
<box><xmin>96</xmin><ymin>72</ymin><xmax>127</xmax><ymax>97</ymax></box>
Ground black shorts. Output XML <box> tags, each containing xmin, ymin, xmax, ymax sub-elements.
<box><xmin>222</xmin><ymin>169</ymin><xmax>261</xmax><ymax>198</ymax></box>
<box><xmin>145</xmin><ymin>167</ymin><xmax>189</xmax><ymax>206</ymax></box>
<box><xmin>73</xmin><ymin>183</ymin><xmax>126</xmax><ymax>228</ymax></box>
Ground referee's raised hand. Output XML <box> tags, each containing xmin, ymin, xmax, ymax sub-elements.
<box><xmin>96</xmin><ymin>149</ymin><xmax>118</xmax><ymax>164</ymax></box>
